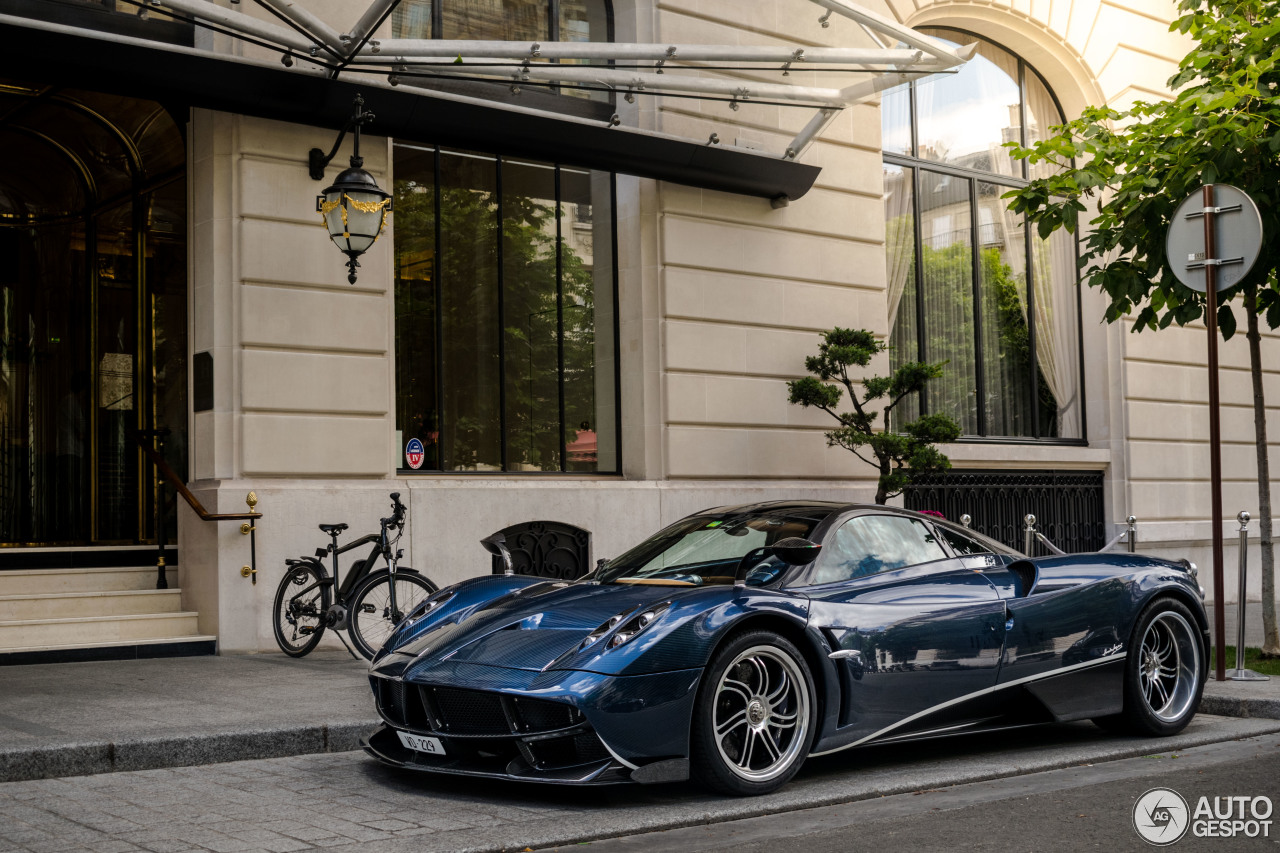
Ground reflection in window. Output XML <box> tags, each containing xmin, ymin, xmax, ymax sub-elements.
<box><xmin>393</xmin><ymin>0</ymin><xmax>611</xmax><ymax>43</ymax></box>
<box><xmin>393</xmin><ymin>144</ymin><xmax>618</xmax><ymax>473</ymax></box>
<box><xmin>813</xmin><ymin>515</ymin><xmax>947</xmax><ymax>584</ymax></box>
<box><xmin>882</xmin><ymin>29</ymin><xmax>1081</xmax><ymax>440</ymax></box>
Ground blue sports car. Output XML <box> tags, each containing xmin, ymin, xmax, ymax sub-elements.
<box><xmin>362</xmin><ymin>501</ymin><xmax>1208</xmax><ymax>795</ymax></box>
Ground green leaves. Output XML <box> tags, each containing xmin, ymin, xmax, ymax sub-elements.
<box><xmin>786</xmin><ymin>327</ymin><xmax>961</xmax><ymax>504</ymax></box>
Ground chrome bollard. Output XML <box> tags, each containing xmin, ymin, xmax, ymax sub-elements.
<box><xmin>1024</xmin><ymin>514</ymin><xmax>1036</xmax><ymax>557</ymax></box>
<box><xmin>960</xmin><ymin>513</ymin><xmax>972</xmax><ymax>529</ymax></box>
<box><xmin>1230</xmin><ymin>510</ymin><xmax>1270</xmax><ymax>681</ymax></box>
<box><xmin>1127</xmin><ymin>515</ymin><xmax>1137</xmax><ymax>554</ymax></box>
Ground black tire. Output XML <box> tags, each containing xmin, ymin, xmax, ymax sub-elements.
<box><xmin>273</xmin><ymin>563</ymin><xmax>331</xmax><ymax>657</ymax></box>
<box><xmin>1101</xmin><ymin>597</ymin><xmax>1205</xmax><ymax>736</ymax></box>
<box><xmin>690</xmin><ymin>630</ymin><xmax>817</xmax><ymax>796</ymax></box>
<box><xmin>347</xmin><ymin>569</ymin><xmax>438</xmax><ymax>660</ymax></box>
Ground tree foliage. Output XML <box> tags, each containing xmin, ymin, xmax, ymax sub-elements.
<box><xmin>1003</xmin><ymin>0</ymin><xmax>1280</xmax><ymax>655</ymax></box>
<box><xmin>787</xmin><ymin>328</ymin><xmax>961</xmax><ymax>504</ymax></box>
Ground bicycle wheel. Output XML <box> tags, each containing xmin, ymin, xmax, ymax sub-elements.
<box><xmin>273</xmin><ymin>563</ymin><xmax>331</xmax><ymax>657</ymax></box>
<box><xmin>347</xmin><ymin>569</ymin><xmax>437</xmax><ymax>660</ymax></box>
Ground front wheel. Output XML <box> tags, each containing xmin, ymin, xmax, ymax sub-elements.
<box><xmin>690</xmin><ymin>631</ymin><xmax>816</xmax><ymax>796</ymax></box>
<box><xmin>347</xmin><ymin>569</ymin><xmax>438</xmax><ymax>660</ymax></box>
<box><xmin>273</xmin><ymin>563</ymin><xmax>331</xmax><ymax>657</ymax></box>
<box><xmin>1100</xmin><ymin>597</ymin><xmax>1204</xmax><ymax>736</ymax></box>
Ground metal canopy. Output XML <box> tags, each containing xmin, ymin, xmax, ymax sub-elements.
<box><xmin>0</xmin><ymin>0</ymin><xmax>971</xmax><ymax>201</ymax></box>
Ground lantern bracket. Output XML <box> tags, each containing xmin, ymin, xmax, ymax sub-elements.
<box><xmin>309</xmin><ymin>94</ymin><xmax>374</xmax><ymax>180</ymax></box>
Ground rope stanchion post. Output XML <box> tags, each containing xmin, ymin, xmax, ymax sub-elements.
<box><xmin>1230</xmin><ymin>511</ymin><xmax>1270</xmax><ymax>681</ymax></box>
<box><xmin>960</xmin><ymin>514</ymin><xmax>972</xmax><ymax>529</ymax></box>
<box><xmin>1127</xmin><ymin>516</ymin><xmax>1137</xmax><ymax>554</ymax></box>
<box><xmin>1023</xmin><ymin>514</ymin><xmax>1036</xmax><ymax>557</ymax></box>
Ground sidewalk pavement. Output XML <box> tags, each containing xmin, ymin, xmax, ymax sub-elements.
<box><xmin>0</xmin><ymin>646</ymin><xmax>1276</xmax><ymax>785</ymax></box>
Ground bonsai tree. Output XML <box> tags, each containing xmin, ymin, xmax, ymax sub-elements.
<box><xmin>787</xmin><ymin>328</ymin><xmax>961</xmax><ymax>504</ymax></box>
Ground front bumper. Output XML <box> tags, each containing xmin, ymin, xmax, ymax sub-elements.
<box><xmin>363</xmin><ymin>659</ymin><xmax>701</xmax><ymax>785</ymax></box>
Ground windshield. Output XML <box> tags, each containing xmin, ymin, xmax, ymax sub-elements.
<box><xmin>597</xmin><ymin>510</ymin><xmax>827</xmax><ymax>586</ymax></box>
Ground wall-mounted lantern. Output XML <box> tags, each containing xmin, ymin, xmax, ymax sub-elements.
<box><xmin>311</xmin><ymin>94</ymin><xmax>392</xmax><ymax>285</ymax></box>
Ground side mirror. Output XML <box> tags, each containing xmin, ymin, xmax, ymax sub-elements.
<box><xmin>734</xmin><ymin>537</ymin><xmax>822</xmax><ymax>587</ymax></box>
<box><xmin>481</xmin><ymin>532</ymin><xmax>515</xmax><ymax>576</ymax></box>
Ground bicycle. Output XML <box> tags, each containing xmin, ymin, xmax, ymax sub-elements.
<box><xmin>273</xmin><ymin>492</ymin><xmax>437</xmax><ymax>660</ymax></box>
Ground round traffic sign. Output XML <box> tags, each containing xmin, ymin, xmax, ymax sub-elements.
<box><xmin>1165</xmin><ymin>184</ymin><xmax>1263</xmax><ymax>292</ymax></box>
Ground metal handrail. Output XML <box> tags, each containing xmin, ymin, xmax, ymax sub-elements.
<box><xmin>133</xmin><ymin>430</ymin><xmax>262</xmax><ymax>588</ymax></box>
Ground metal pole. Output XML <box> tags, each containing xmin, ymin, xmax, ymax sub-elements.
<box><xmin>1203</xmin><ymin>184</ymin><xmax>1228</xmax><ymax>681</ymax></box>
<box><xmin>1231</xmin><ymin>511</ymin><xmax>1270</xmax><ymax>681</ymax></box>
<box><xmin>1024</xmin><ymin>514</ymin><xmax>1036</xmax><ymax>557</ymax></box>
<box><xmin>1127</xmin><ymin>515</ymin><xmax>1137</xmax><ymax>554</ymax></box>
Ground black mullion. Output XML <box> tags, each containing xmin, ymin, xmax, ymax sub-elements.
<box><xmin>968</xmin><ymin>177</ymin><xmax>987</xmax><ymax>437</ymax></box>
<box><xmin>1018</xmin><ymin>59</ymin><xmax>1030</xmax><ymax>179</ymax></box>
<box><xmin>555</xmin><ymin>165</ymin><xmax>567</xmax><ymax>471</ymax></box>
<box><xmin>432</xmin><ymin>0</ymin><xmax>442</xmax><ymax>38</ymax></box>
<box><xmin>1026</xmin><ymin>211</ymin><xmax>1041</xmax><ymax>440</ymax></box>
<box><xmin>1020</xmin><ymin>59</ymin><xmax>1040</xmax><ymax>438</ymax></box>
<box><xmin>884</xmin><ymin>152</ymin><xmax>1031</xmax><ymax>189</ymax></box>
<box><xmin>911</xmin><ymin>165</ymin><xmax>927</xmax><ymax>418</ymax></box>
<box><xmin>610</xmin><ymin>173</ymin><xmax>622</xmax><ymax>473</ymax></box>
<box><xmin>496</xmin><ymin>158</ymin><xmax>508</xmax><ymax>471</ymax></box>
<box><xmin>549</xmin><ymin>0</ymin><xmax>560</xmax><ymax>40</ymax></box>
<box><xmin>433</xmin><ymin>147</ymin><xmax>444</xmax><ymax>470</ymax></box>
<box><xmin>1074</xmin><ymin>225</ymin><xmax>1087</xmax><ymax>443</ymax></box>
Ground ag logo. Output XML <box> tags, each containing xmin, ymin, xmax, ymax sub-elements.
<box><xmin>1134</xmin><ymin>787</ymin><xmax>1190</xmax><ymax>845</ymax></box>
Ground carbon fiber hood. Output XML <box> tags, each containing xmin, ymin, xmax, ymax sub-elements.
<box><xmin>393</xmin><ymin>582</ymin><xmax>681</xmax><ymax>672</ymax></box>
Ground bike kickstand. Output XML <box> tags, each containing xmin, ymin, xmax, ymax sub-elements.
<box><xmin>334</xmin><ymin>630</ymin><xmax>361</xmax><ymax>661</ymax></box>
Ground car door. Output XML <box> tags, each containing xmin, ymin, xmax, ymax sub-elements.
<box><xmin>798</xmin><ymin>513</ymin><xmax>1008</xmax><ymax>750</ymax></box>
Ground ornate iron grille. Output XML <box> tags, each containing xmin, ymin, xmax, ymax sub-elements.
<box><xmin>904</xmin><ymin>469</ymin><xmax>1106</xmax><ymax>556</ymax></box>
<box><xmin>488</xmin><ymin>520</ymin><xmax>592</xmax><ymax>580</ymax></box>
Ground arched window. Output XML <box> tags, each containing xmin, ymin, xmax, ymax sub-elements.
<box><xmin>883</xmin><ymin>29</ymin><xmax>1083</xmax><ymax>441</ymax></box>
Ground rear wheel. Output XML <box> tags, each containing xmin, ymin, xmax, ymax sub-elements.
<box><xmin>347</xmin><ymin>569</ymin><xmax>437</xmax><ymax>660</ymax></box>
<box><xmin>1096</xmin><ymin>597</ymin><xmax>1204</xmax><ymax>736</ymax></box>
<box><xmin>273</xmin><ymin>563</ymin><xmax>330</xmax><ymax>657</ymax></box>
<box><xmin>690</xmin><ymin>631</ymin><xmax>816</xmax><ymax>796</ymax></box>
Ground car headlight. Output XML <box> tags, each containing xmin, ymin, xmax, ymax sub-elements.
<box><xmin>580</xmin><ymin>603</ymin><xmax>670</xmax><ymax>651</ymax></box>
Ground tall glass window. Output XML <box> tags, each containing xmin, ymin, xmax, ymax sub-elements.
<box><xmin>393</xmin><ymin>144</ymin><xmax>618</xmax><ymax>473</ymax></box>
<box><xmin>883</xmin><ymin>30</ymin><xmax>1083</xmax><ymax>441</ymax></box>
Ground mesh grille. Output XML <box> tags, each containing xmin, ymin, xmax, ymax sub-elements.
<box><xmin>378</xmin><ymin>679</ymin><xmax>407</xmax><ymax>727</ymax></box>
<box><xmin>515</xmin><ymin>698</ymin><xmax>582</xmax><ymax>733</ymax></box>
<box><xmin>374</xmin><ymin>678</ymin><xmax>430</xmax><ymax>729</ymax></box>
<box><xmin>433</xmin><ymin>687</ymin><xmax>511</xmax><ymax>734</ymax></box>
<box><xmin>528</xmin><ymin>732</ymin><xmax>611</xmax><ymax>768</ymax></box>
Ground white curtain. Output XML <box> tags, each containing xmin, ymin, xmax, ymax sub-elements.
<box><xmin>884</xmin><ymin>165</ymin><xmax>914</xmax><ymax>331</ymax></box>
<box><xmin>1030</xmin><ymin>228</ymin><xmax>1083</xmax><ymax>437</ymax></box>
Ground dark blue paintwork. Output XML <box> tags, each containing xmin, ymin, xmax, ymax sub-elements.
<box><xmin>362</xmin><ymin>502</ymin><xmax>1209</xmax><ymax>787</ymax></box>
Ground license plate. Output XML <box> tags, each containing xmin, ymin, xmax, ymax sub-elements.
<box><xmin>397</xmin><ymin>731</ymin><xmax>446</xmax><ymax>756</ymax></box>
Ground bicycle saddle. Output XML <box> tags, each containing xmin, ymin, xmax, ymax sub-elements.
<box><xmin>318</xmin><ymin>523</ymin><xmax>349</xmax><ymax>535</ymax></box>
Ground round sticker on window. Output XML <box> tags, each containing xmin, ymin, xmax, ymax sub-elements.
<box><xmin>405</xmin><ymin>437</ymin><xmax>425</xmax><ymax>470</ymax></box>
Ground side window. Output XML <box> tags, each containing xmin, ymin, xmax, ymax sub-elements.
<box><xmin>813</xmin><ymin>515</ymin><xmax>948</xmax><ymax>584</ymax></box>
<box><xmin>938</xmin><ymin>527</ymin><xmax>993</xmax><ymax>556</ymax></box>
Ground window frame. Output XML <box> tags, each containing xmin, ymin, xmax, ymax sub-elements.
<box><xmin>392</xmin><ymin>144</ymin><xmax>622</xmax><ymax>475</ymax></box>
<box><xmin>804</xmin><ymin>512</ymin><xmax>954</xmax><ymax>586</ymax></box>
<box><xmin>883</xmin><ymin>27</ymin><xmax>1087</xmax><ymax>445</ymax></box>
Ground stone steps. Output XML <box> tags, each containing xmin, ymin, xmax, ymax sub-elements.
<box><xmin>0</xmin><ymin>563</ymin><xmax>214</xmax><ymax>664</ymax></box>
<box><xmin>0</xmin><ymin>589</ymin><xmax>184</xmax><ymax>620</ymax></box>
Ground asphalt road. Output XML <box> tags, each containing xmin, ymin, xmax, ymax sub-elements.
<box><xmin>561</xmin><ymin>734</ymin><xmax>1280</xmax><ymax>853</ymax></box>
<box><xmin>3</xmin><ymin>717</ymin><xmax>1280</xmax><ymax>853</ymax></box>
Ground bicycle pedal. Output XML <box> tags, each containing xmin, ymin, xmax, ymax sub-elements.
<box><xmin>299</xmin><ymin>627</ymin><xmax>316</xmax><ymax>635</ymax></box>
<box><xmin>360</xmin><ymin>604</ymin><xmax>377</xmax><ymax>613</ymax></box>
